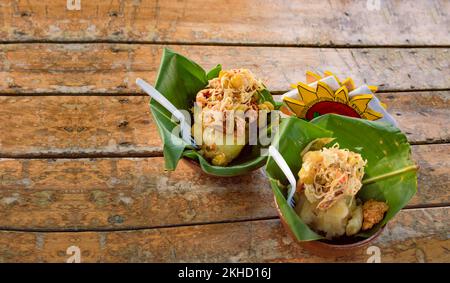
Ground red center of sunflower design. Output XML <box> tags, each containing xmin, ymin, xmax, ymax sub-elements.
<box><xmin>305</xmin><ymin>101</ymin><xmax>361</xmax><ymax>120</ymax></box>
<box><xmin>282</xmin><ymin>71</ymin><xmax>384</xmax><ymax>122</ymax></box>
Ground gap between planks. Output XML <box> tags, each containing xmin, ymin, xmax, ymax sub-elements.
<box><xmin>1</xmin><ymin>88</ymin><xmax>450</xmax><ymax>97</ymax></box>
<box><xmin>0</xmin><ymin>141</ymin><xmax>449</xmax><ymax>159</ymax></box>
<box><xmin>1</xmin><ymin>41</ymin><xmax>450</xmax><ymax>49</ymax></box>
<box><xmin>0</xmin><ymin>143</ymin><xmax>448</xmax><ymax>159</ymax></box>
<box><xmin>0</xmin><ymin>206</ymin><xmax>447</xmax><ymax>234</ymax></box>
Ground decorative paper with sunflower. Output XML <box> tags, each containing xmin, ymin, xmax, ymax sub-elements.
<box><xmin>282</xmin><ymin>71</ymin><xmax>397</xmax><ymax>126</ymax></box>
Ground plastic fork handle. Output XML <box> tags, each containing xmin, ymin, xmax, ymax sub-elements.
<box><xmin>268</xmin><ymin>146</ymin><xmax>297</xmax><ymax>205</ymax></box>
<box><xmin>136</xmin><ymin>78</ymin><xmax>185</xmax><ymax>122</ymax></box>
<box><xmin>136</xmin><ymin>78</ymin><xmax>194</xmax><ymax>147</ymax></box>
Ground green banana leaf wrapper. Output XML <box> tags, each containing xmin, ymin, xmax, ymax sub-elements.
<box><xmin>151</xmin><ymin>48</ymin><xmax>278</xmax><ymax>176</ymax></box>
<box><xmin>265</xmin><ymin>114</ymin><xmax>417</xmax><ymax>241</ymax></box>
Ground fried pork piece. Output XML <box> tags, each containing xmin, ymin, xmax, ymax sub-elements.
<box><xmin>362</xmin><ymin>199</ymin><xmax>389</xmax><ymax>230</ymax></box>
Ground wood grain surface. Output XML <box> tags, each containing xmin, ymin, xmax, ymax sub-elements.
<box><xmin>1</xmin><ymin>44</ymin><xmax>449</xmax><ymax>94</ymax></box>
<box><xmin>0</xmin><ymin>96</ymin><xmax>159</xmax><ymax>157</ymax></box>
<box><xmin>0</xmin><ymin>91</ymin><xmax>448</xmax><ymax>158</ymax></box>
<box><xmin>1</xmin><ymin>0</ymin><xmax>449</xmax><ymax>46</ymax></box>
<box><xmin>0</xmin><ymin>0</ymin><xmax>449</xmax><ymax>264</ymax></box>
<box><xmin>0</xmin><ymin>207</ymin><xmax>447</xmax><ymax>262</ymax></box>
<box><xmin>0</xmin><ymin>144</ymin><xmax>448</xmax><ymax>230</ymax></box>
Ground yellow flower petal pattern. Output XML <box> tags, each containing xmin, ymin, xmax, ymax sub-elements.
<box><xmin>297</xmin><ymin>82</ymin><xmax>318</xmax><ymax>104</ymax></box>
<box><xmin>306</xmin><ymin>71</ymin><xmax>321</xmax><ymax>84</ymax></box>
<box><xmin>316</xmin><ymin>82</ymin><xmax>335</xmax><ymax>100</ymax></box>
<box><xmin>349</xmin><ymin>94</ymin><xmax>373</xmax><ymax>113</ymax></box>
<box><xmin>362</xmin><ymin>108</ymin><xmax>384</xmax><ymax>120</ymax></box>
<box><xmin>334</xmin><ymin>86</ymin><xmax>350</xmax><ymax>104</ymax></box>
<box><xmin>283</xmin><ymin>71</ymin><xmax>385</xmax><ymax>122</ymax></box>
<box><xmin>283</xmin><ymin>97</ymin><xmax>307</xmax><ymax>116</ymax></box>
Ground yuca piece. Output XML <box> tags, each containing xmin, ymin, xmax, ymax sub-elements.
<box><xmin>192</xmin><ymin>69</ymin><xmax>274</xmax><ymax>166</ymax></box>
<box><xmin>295</xmin><ymin>144</ymin><xmax>388</xmax><ymax>239</ymax></box>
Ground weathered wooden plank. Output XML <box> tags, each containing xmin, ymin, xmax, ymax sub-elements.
<box><xmin>0</xmin><ymin>157</ymin><xmax>274</xmax><ymax>230</ymax></box>
<box><xmin>411</xmin><ymin>144</ymin><xmax>450</xmax><ymax>207</ymax></box>
<box><xmin>0</xmin><ymin>92</ymin><xmax>448</xmax><ymax>158</ymax></box>
<box><xmin>378</xmin><ymin>92</ymin><xmax>450</xmax><ymax>144</ymax></box>
<box><xmin>0</xmin><ymin>44</ymin><xmax>448</xmax><ymax>94</ymax></box>
<box><xmin>0</xmin><ymin>207</ymin><xmax>447</xmax><ymax>262</ymax></box>
<box><xmin>0</xmin><ymin>144</ymin><xmax>448</xmax><ymax>230</ymax></box>
<box><xmin>1</xmin><ymin>0</ymin><xmax>449</xmax><ymax>46</ymax></box>
<box><xmin>0</xmin><ymin>96</ymin><xmax>160</xmax><ymax>157</ymax></box>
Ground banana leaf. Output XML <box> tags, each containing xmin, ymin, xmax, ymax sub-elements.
<box><xmin>151</xmin><ymin>48</ymin><xmax>277</xmax><ymax>176</ymax></box>
<box><xmin>265</xmin><ymin>114</ymin><xmax>417</xmax><ymax>241</ymax></box>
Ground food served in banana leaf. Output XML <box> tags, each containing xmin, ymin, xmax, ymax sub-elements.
<box><xmin>295</xmin><ymin>144</ymin><xmax>389</xmax><ymax>239</ymax></box>
<box><xmin>266</xmin><ymin>115</ymin><xmax>417</xmax><ymax>244</ymax></box>
<box><xmin>192</xmin><ymin>69</ymin><xmax>274</xmax><ymax>166</ymax></box>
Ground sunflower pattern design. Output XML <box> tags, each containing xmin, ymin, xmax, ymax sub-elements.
<box><xmin>282</xmin><ymin>71</ymin><xmax>397</xmax><ymax>126</ymax></box>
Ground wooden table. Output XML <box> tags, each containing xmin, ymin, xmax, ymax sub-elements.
<box><xmin>0</xmin><ymin>0</ymin><xmax>449</xmax><ymax>263</ymax></box>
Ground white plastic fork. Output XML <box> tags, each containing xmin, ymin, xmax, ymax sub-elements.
<box><xmin>268</xmin><ymin>145</ymin><xmax>297</xmax><ymax>208</ymax></box>
<box><xmin>136</xmin><ymin>78</ymin><xmax>198</xmax><ymax>149</ymax></box>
